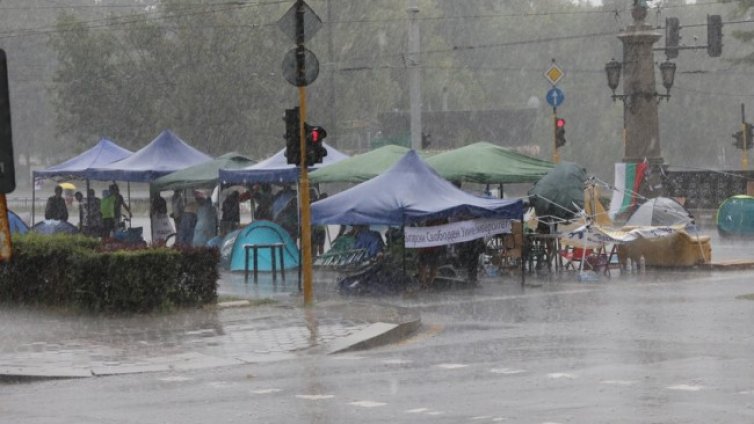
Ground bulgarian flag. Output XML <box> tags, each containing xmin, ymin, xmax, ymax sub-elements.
<box><xmin>608</xmin><ymin>161</ymin><xmax>648</xmax><ymax>219</ymax></box>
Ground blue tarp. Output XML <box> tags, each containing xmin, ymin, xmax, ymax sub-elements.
<box><xmin>31</xmin><ymin>219</ymin><xmax>78</xmax><ymax>235</ymax></box>
<box><xmin>311</xmin><ymin>150</ymin><xmax>524</xmax><ymax>226</ymax></box>
<box><xmin>87</xmin><ymin>130</ymin><xmax>212</xmax><ymax>182</ymax></box>
<box><xmin>34</xmin><ymin>138</ymin><xmax>132</xmax><ymax>179</ymax></box>
<box><xmin>219</xmin><ymin>143</ymin><xmax>349</xmax><ymax>185</ymax></box>
<box><xmin>229</xmin><ymin>221</ymin><xmax>300</xmax><ymax>272</ymax></box>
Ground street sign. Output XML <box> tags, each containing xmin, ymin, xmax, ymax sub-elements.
<box><xmin>282</xmin><ymin>46</ymin><xmax>319</xmax><ymax>87</ymax></box>
<box><xmin>546</xmin><ymin>87</ymin><xmax>565</xmax><ymax>108</ymax></box>
<box><xmin>544</xmin><ymin>63</ymin><xmax>564</xmax><ymax>86</ymax></box>
<box><xmin>277</xmin><ymin>0</ymin><xmax>322</xmax><ymax>44</ymax></box>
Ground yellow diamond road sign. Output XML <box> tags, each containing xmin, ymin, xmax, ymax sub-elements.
<box><xmin>545</xmin><ymin>64</ymin><xmax>564</xmax><ymax>86</ymax></box>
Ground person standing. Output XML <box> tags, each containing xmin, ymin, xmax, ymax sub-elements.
<box><xmin>74</xmin><ymin>191</ymin><xmax>87</xmax><ymax>230</ymax></box>
<box><xmin>101</xmin><ymin>188</ymin><xmax>116</xmax><ymax>237</ymax></box>
<box><xmin>457</xmin><ymin>238</ymin><xmax>485</xmax><ymax>284</ymax></box>
<box><xmin>220</xmin><ymin>190</ymin><xmax>241</xmax><ymax>236</ymax></box>
<box><xmin>193</xmin><ymin>195</ymin><xmax>217</xmax><ymax>247</ymax></box>
<box><xmin>417</xmin><ymin>218</ymin><xmax>447</xmax><ymax>289</ymax></box>
<box><xmin>151</xmin><ymin>192</ymin><xmax>173</xmax><ymax>245</ymax></box>
<box><xmin>170</xmin><ymin>190</ymin><xmax>185</xmax><ymax>232</ymax></box>
<box><xmin>177</xmin><ymin>193</ymin><xmax>198</xmax><ymax>247</ymax></box>
<box><xmin>86</xmin><ymin>188</ymin><xmax>103</xmax><ymax>237</ymax></box>
<box><xmin>44</xmin><ymin>185</ymin><xmax>69</xmax><ymax>221</ymax></box>
<box><xmin>110</xmin><ymin>184</ymin><xmax>131</xmax><ymax>227</ymax></box>
<box><xmin>251</xmin><ymin>183</ymin><xmax>273</xmax><ymax>221</ymax></box>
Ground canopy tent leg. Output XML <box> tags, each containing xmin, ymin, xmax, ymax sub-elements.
<box><xmin>86</xmin><ymin>179</ymin><xmax>91</xmax><ymax>230</ymax></box>
<box><xmin>520</xmin><ymin>210</ymin><xmax>525</xmax><ymax>288</ymax></box>
<box><xmin>126</xmin><ymin>182</ymin><xmax>131</xmax><ymax>228</ymax></box>
<box><xmin>31</xmin><ymin>176</ymin><xmax>36</xmax><ymax>226</ymax></box>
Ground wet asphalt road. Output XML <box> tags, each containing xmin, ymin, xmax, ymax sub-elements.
<box><xmin>3</xmin><ymin>269</ymin><xmax>754</xmax><ymax>423</ymax></box>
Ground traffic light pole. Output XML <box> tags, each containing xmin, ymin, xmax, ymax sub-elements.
<box><xmin>552</xmin><ymin>107</ymin><xmax>560</xmax><ymax>164</ymax></box>
<box><xmin>298</xmin><ymin>87</ymin><xmax>314</xmax><ymax>306</ymax></box>
<box><xmin>0</xmin><ymin>193</ymin><xmax>11</xmax><ymax>262</ymax></box>
<box><xmin>742</xmin><ymin>103</ymin><xmax>748</xmax><ymax>170</ymax></box>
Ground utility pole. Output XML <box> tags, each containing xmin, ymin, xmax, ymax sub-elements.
<box><xmin>742</xmin><ymin>103</ymin><xmax>749</xmax><ymax>170</ymax></box>
<box><xmin>325</xmin><ymin>0</ymin><xmax>337</xmax><ymax>147</ymax></box>
<box><xmin>407</xmin><ymin>0</ymin><xmax>422</xmax><ymax>151</ymax></box>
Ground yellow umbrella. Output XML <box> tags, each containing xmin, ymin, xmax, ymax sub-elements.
<box><xmin>58</xmin><ymin>182</ymin><xmax>76</xmax><ymax>190</ymax></box>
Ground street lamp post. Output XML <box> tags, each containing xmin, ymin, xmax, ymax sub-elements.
<box><xmin>604</xmin><ymin>1</ymin><xmax>676</xmax><ymax>169</ymax></box>
<box><xmin>602</xmin><ymin>1</ymin><xmax>681</xmax><ymax>200</ymax></box>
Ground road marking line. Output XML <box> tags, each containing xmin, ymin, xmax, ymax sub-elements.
<box><xmin>426</xmin><ymin>411</ymin><xmax>444</xmax><ymax>416</ymax></box>
<box><xmin>436</xmin><ymin>363</ymin><xmax>469</xmax><ymax>369</ymax></box>
<box><xmin>208</xmin><ymin>381</ymin><xmax>237</xmax><ymax>388</ymax></box>
<box><xmin>252</xmin><ymin>388</ymin><xmax>282</xmax><ymax>394</ymax></box>
<box><xmin>331</xmin><ymin>355</ymin><xmax>366</xmax><ymax>361</ymax></box>
<box><xmin>158</xmin><ymin>376</ymin><xmax>192</xmax><ymax>382</ymax></box>
<box><xmin>382</xmin><ymin>358</ymin><xmax>413</xmax><ymax>365</ymax></box>
<box><xmin>490</xmin><ymin>368</ymin><xmax>526</xmax><ymax>375</ymax></box>
<box><xmin>296</xmin><ymin>394</ymin><xmax>335</xmax><ymax>400</ymax></box>
<box><xmin>666</xmin><ymin>384</ymin><xmax>704</xmax><ymax>391</ymax></box>
<box><xmin>470</xmin><ymin>416</ymin><xmax>491</xmax><ymax>420</ymax></box>
<box><xmin>601</xmin><ymin>380</ymin><xmax>637</xmax><ymax>386</ymax></box>
<box><xmin>547</xmin><ymin>372</ymin><xmax>577</xmax><ymax>379</ymax></box>
<box><xmin>349</xmin><ymin>400</ymin><xmax>387</xmax><ymax>408</ymax></box>
<box><xmin>406</xmin><ymin>408</ymin><xmax>429</xmax><ymax>413</ymax></box>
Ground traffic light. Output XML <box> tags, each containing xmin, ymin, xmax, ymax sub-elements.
<box><xmin>555</xmin><ymin>117</ymin><xmax>566</xmax><ymax>148</ymax></box>
<box><xmin>707</xmin><ymin>14</ymin><xmax>723</xmax><ymax>58</ymax></box>
<box><xmin>732</xmin><ymin>130</ymin><xmax>743</xmax><ymax>149</ymax></box>
<box><xmin>665</xmin><ymin>17</ymin><xmax>681</xmax><ymax>59</ymax></box>
<box><xmin>731</xmin><ymin>124</ymin><xmax>753</xmax><ymax>150</ymax></box>
<box><xmin>284</xmin><ymin>107</ymin><xmax>300</xmax><ymax>165</ymax></box>
<box><xmin>304</xmin><ymin>123</ymin><xmax>327</xmax><ymax>166</ymax></box>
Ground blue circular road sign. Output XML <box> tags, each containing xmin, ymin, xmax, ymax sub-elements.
<box><xmin>546</xmin><ymin>87</ymin><xmax>565</xmax><ymax>108</ymax></box>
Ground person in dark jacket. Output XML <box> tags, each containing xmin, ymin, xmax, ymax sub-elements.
<box><xmin>220</xmin><ymin>190</ymin><xmax>241</xmax><ymax>236</ymax></box>
<box><xmin>44</xmin><ymin>185</ymin><xmax>68</xmax><ymax>221</ymax></box>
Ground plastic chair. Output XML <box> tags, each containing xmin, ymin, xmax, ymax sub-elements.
<box><xmin>561</xmin><ymin>246</ymin><xmax>594</xmax><ymax>271</ymax></box>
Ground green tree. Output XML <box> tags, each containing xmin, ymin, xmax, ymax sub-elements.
<box><xmin>724</xmin><ymin>0</ymin><xmax>754</xmax><ymax>64</ymax></box>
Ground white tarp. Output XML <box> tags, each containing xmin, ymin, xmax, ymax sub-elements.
<box><xmin>562</xmin><ymin>224</ymin><xmax>678</xmax><ymax>248</ymax></box>
<box><xmin>405</xmin><ymin>218</ymin><xmax>512</xmax><ymax>248</ymax></box>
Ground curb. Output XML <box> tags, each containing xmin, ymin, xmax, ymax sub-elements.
<box><xmin>319</xmin><ymin>300</ymin><xmax>422</xmax><ymax>354</ymax></box>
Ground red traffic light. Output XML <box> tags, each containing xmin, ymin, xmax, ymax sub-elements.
<box><xmin>556</xmin><ymin>118</ymin><xmax>566</xmax><ymax>128</ymax></box>
<box><xmin>311</xmin><ymin>128</ymin><xmax>321</xmax><ymax>142</ymax></box>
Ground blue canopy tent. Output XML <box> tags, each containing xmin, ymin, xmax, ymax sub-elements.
<box><xmin>31</xmin><ymin>138</ymin><xmax>133</xmax><ymax>225</ymax></box>
<box><xmin>87</xmin><ymin>130</ymin><xmax>212</xmax><ymax>182</ymax></box>
<box><xmin>311</xmin><ymin>150</ymin><xmax>524</xmax><ymax>226</ymax></box>
<box><xmin>85</xmin><ymin>130</ymin><xmax>212</xmax><ymax>242</ymax></box>
<box><xmin>218</xmin><ymin>142</ymin><xmax>349</xmax><ymax>185</ymax></box>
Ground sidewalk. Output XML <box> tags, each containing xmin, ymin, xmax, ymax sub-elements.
<box><xmin>0</xmin><ymin>273</ymin><xmax>420</xmax><ymax>381</ymax></box>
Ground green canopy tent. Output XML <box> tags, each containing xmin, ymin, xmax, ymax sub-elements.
<box><xmin>152</xmin><ymin>152</ymin><xmax>255</xmax><ymax>191</ymax></box>
<box><xmin>425</xmin><ymin>141</ymin><xmax>554</xmax><ymax>184</ymax></box>
<box><xmin>309</xmin><ymin>145</ymin><xmax>413</xmax><ymax>184</ymax></box>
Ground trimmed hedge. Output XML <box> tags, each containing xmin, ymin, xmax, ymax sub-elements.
<box><xmin>0</xmin><ymin>233</ymin><xmax>218</xmax><ymax>313</ymax></box>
